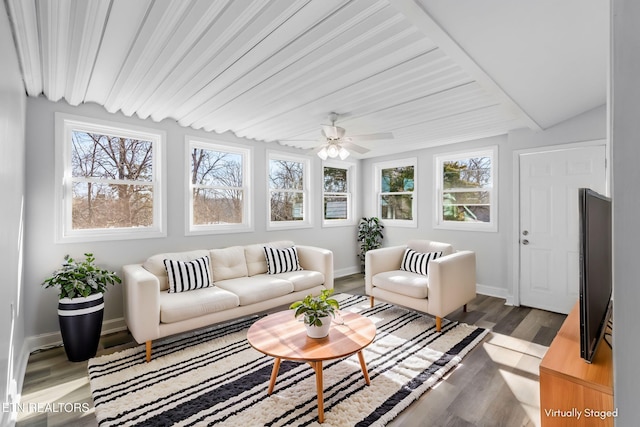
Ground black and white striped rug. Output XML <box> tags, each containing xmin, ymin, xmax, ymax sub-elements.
<box><xmin>88</xmin><ymin>294</ymin><xmax>488</xmax><ymax>427</ymax></box>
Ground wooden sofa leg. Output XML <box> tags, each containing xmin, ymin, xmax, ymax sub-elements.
<box><xmin>463</xmin><ymin>304</ymin><xmax>468</xmax><ymax>313</ymax></box>
<box><xmin>370</xmin><ymin>296</ymin><xmax>375</xmax><ymax>308</ymax></box>
<box><xmin>146</xmin><ymin>341</ymin><xmax>152</xmax><ymax>363</ymax></box>
<box><xmin>435</xmin><ymin>317</ymin><xmax>442</xmax><ymax>332</ymax></box>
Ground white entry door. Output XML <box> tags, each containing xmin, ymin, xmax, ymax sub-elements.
<box><xmin>519</xmin><ymin>144</ymin><xmax>607</xmax><ymax>314</ymax></box>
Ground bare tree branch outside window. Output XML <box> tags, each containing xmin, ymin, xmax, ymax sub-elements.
<box><xmin>71</xmin><ymin>131</ymin><xmax>154</xmax><ymax>230</ymax></box>
<box><xmin>191</xmin><ymin>148</ymin><xmax>244</xmax><ymax>225</ymax></box>
<box><xmin>269</xmin><ymin>159</ymin><xmax>304</xmax><ymax>222</ymax></box>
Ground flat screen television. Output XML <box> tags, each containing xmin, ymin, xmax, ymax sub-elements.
<box><xmin>578</xmin><ymin>188</ymin><xmax>612</xmax><ymax>363</ymax></box>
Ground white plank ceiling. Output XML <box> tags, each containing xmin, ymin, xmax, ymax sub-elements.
<box><xmin>5</xmin><ymin>0</ymin><xmax>608</xmax><ymax>158</ymax></box>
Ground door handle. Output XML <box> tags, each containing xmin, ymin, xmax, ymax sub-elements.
<box><xmin>522</xmin><ymin>239</ymin><xmax>529</xmax><ymax>245</ymax></box>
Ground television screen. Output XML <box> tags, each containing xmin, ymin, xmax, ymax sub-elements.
<box><xmin>578</xmin><ymin>188</ymin><xmax>612</xmax><ymax>363</ymax></box>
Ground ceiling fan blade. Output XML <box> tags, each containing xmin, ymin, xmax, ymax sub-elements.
<box><xmin>346</xmin><ymin>132</ymin><xmax>394</xmax><ymax>142</ymax></box>
<box><xmin>321</xmin><ymin>125</ymin><xmax>346</xmax><ymax>139</ymax></box>
<box><xmin>342</xmin><ymin>141</ymin><xmax>370</xmax><ymax>154</ymax></box>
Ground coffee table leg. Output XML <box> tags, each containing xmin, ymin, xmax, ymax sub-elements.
<box><xmin>267</xmin><ymin>357</ymin><xmax>281</xmax><ymax>395</ymax></box>
<box><xmin>313</xmin><ymin>361</ymin><xmax>325</xmax><ymax>423</ymax></box>
<box><xmin>357</xmin><ymin>351</ymin><xmax>371</xmax><ymax>385</ymax></box>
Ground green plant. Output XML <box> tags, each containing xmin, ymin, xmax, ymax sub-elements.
<box><xmin>42</xmin><ymin>253</ymin><xmax>121</xmax><ymax>299</ymax></box>
<box><xmin>290</xmin><ymin>289</ymin><xmax>340</xmax><ymax>326</ymax></box>
<box><xmin>357</xmin><ymin>217</ymin><xmax>384</xmax><ymax>263</ymax></box>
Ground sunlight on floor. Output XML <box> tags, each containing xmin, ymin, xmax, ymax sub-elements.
<box><xmin>17</xmin><ymin>377</ymin><xmax>93</xmax><ymax>423</ymax></box>
<box><xmin>483</xmin><ymin>333</ymin><xmax>549</xmax><ymax>427</ymax></box>
<box><xmin>498</xmin><ymin>369</ymin><xmax>541</xmax><ymax>427</ymax></box>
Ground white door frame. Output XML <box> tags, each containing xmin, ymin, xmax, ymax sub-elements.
<box><xmin>510</xmin><ymin>139</ymin><xmax>609</xmax><ymax>307</ymax></box>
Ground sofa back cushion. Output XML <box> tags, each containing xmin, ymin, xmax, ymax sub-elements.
<box><xmin>143</xmin><ymin>250</ymin><xmax>210</xmax><ymax>291</ymax></box>
<box><xmin>407</xmin><ymin>240</ymin><xmax>453</xmax><ymax>256</ymax></box>
<box><xmin>245</xmin><ymin>240</ymin><xmax>295</xmax><ymax>276</ymax></box>
<box><xmin>209</xmin><ymin>246</ymin><xmax>248</xmax><ymax>281</ymax></box>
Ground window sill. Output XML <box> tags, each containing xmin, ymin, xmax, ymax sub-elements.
<box><xmin>434</xmin><ymin>222</ymin><xmax>497</xmax><ymax>233</ymax></box>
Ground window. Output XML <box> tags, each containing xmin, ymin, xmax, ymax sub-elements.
<box><xmin>374</xmin><ymin>158</ymin><xmax>417</xmax><ymax>227</ymax></box>
<box><xmin>322</xmin><ymin>162</ymin><xmax>356</xmax><ymax>226</ymax></box>
<box><xmin>434</xmin><ymin>146</ymin><xmax>497</xmax><ymax>232</ymax></box>
<box><xmin>268</xmin><ymin>152</ymin><xmax>311</xmax><ymax>229</ymax></box>
<box><xmin>187</xmin><ymin>137</ymin><xmax>252</xmax><ymax>234</ymax></box>
<box><xmin>55</xmin><ymin>113</ymin><xmax>165</xmax><ymax>242</ymax></box>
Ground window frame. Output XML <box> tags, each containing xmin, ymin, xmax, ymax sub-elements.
<box><xmin>322</xmin><ymin>160</ymin><xmax>357</xmax><ymax>227</ymax></box>
<box><xmin>267</xmin><ymin>151</ymin><xmax>312</xmax><ymax>230</ymax></box>
<box><xmin>434</xmin><ymin>146</ymin><xmax>498</xmax><ymax>232</ymax></box>
<box><xmin>185</xmin><ymin>136</ymin><xmax>253</xmax><ymax>235</ymax></box>
<box><xmin>374</xmin><ymin>157</ymin><xmax>418</xmax><ymax>228</ymax></box>
<box><xmin>54</xmin><ymin>113</ymin><xmax>166</xmax><ymax>243</ymax></box>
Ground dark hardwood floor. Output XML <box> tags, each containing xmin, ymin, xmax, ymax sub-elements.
<box><xmin>16</xmin><ymin>275</ymin><xmax>565</xmax><ymax>427</ymax></box>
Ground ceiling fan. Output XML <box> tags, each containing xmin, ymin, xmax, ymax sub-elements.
<box><xmin>288</xmin><ymin>112</ymin><xmax>394</xmax><ymax>160</ymax></box>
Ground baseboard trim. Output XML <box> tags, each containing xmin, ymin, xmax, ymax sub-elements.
<box><xmin>476</xmin><ymin>283</ymin><xmax>509</xmax><ymax>300</ymax></box>
<box><xmin>24</xmin><ymin>317</ymin><xmax>128</xmax><ymax>355</ymax></box>
<box><xmin>334</xmin><ymin>266</ymin><xmax>362</xmax><ymax>279</ymax></box>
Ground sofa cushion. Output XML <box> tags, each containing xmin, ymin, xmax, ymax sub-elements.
<box><xmin>163</xmin><ymin>256</ymin><xmax>212</xmax><ymax>293</ymax></box>
<box><xmin>400</xmin><ymin>249</ymin><xmax>443</xmax><ymax>276</ymax></box>
<box><xmin>372</xmin><ymin>270</ymin><xmax>429</xmax><ymax>299</ymax></box>
<box><xmin>159</xmin><ymin>286</ymin><xmax>240</xmax><ymax>324</ymax></box>
<box><xmin>264</xmin><ymin>246</ymin><xmax>302</xmax><ymax>274</ymax></box>
<box><xmin>144</xmin><ymin>250</ymin><xmax>210</xmax><ymax>291</ymax></box>
<box><xmin>209</xmin><ymin>246</ymin><xmax>248</xmax><ymax>281</ymax></box>
<box><xmin>245</xmin><ymin>240</ymin><xmax>295</xmax><ymax>276</ymax></box>
<box><xmin>274</xmin><ymin>270</ymin><xmax>325</xmax><ymax>292</ymax></box>
<box><xmin>215</xmin><ymin>275</ymin><xmax>294</xmax><ymax>306</ymax></box>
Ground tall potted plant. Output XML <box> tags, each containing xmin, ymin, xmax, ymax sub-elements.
<box><xmin>42</xmin><ymin>253</ymin><xmax>121</xmax><ymax>362</ymax></box>
<box><xmin>357</xmin><ymin>217</ymin><xmax>384</xmax><ymax>270</ymax></box>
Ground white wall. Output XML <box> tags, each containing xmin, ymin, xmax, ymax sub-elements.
<box><xmin>360</xmin><ymin>135</ymin><xmax>511</xmax><ymax>298</ymax></box>
<box><xmin>360</xmin><ymin>104</ymin><xmax>606</xmax><ymax>301</ymax></box>
<box><xmin>611</xmin><ymin>0</ymin><xmax>640</xmax><ymax>422</ymax></box>
<box><xmin>23</xmin><ymin>97</ymin><xmax>361</xmax><ymax>343</ymax></box>
<box><xmin>0</xmin><ymin>1</ymin><xmax>27</xmax><ymax>423</ymax></box>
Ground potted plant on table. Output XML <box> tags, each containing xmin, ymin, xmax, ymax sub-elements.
<box><xmin>42</xmin><ymin>253</ymin><xmax>121</xmax><ymax>362</ymax></box>
<box><xmin>290</xmin><ymin>289</ymin><xmax>340</xmax><ymax>338</ymax></box>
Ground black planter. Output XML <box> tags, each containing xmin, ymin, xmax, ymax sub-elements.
<box><xmin>57</xmin><ymin>293</ymin><xmax>104</xmax><ymax>362</ymax></box>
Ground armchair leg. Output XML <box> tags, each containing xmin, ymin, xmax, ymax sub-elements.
<box><xmin>370</xmin><ymin>296</ymin><xmax>375</xmax><ymax>308</ymax></box>
<box><xmin>145</xmin><ymin>341</ymin><xmax>152</xmax><ymax>363</ymax></box>
<box><xmin>435</xmin><ymin>317</ymin><xmax>442</xmax><ymax>332</ymax></box>
<box><xmin>463</xmin><ymin>304</ymin><xmax>468</xmax><ymax>313</ymax></box>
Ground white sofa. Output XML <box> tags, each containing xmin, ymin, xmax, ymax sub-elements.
<box><xmin>365</xmin><ymin>239</ymin><xmax>476</xmax><ymax>331</ymax></box>
<box><xmin>123</xmin><ymin>240</ymin><xmax>333</xmax><ymax>361</ymax></box>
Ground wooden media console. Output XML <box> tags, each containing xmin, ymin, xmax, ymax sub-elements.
<box><xmin>539</xmin><ymin>302</ymin><xmax>614</xmax><ymax>426</ymax></box>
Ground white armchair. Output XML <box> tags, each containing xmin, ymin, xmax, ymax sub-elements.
<box><xmin>365</xmin><ymin>239</ymin><xmax>476</xmax><ymax>331</ymax></box>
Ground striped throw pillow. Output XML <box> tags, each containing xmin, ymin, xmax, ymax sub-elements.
<box><xmin>400</xmin><ymin>249</ymin><xmax>443</xmax><ymax>276</ymax></box>
<box><xmin>163</xmin><ymin>256</ymin><xmax>212</xmax><ymax>293</ymax></box>
<box><xmin>263</xmin><ymin>246</ymin><xmax>303</xmax><ymax>274</ymax></box>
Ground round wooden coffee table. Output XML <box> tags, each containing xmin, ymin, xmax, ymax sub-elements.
<box><xmin>247</xmin><ymin>310</ymin><xmax>376</xmax><ymax>423</ymax></box>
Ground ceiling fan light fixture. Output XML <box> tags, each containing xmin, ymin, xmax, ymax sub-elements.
<box><xmin>338</xmin><ymin>146</ymin><xmax>350</xmax><ymax>160</ymax></box>
<box><xmin>317</xmin><ymin>146</ymin><xmax>329</xmax><ymax>160</ymax></box>
<box><xmin>326</xmin><ymin>144</ymin><xmax>340</xmax><ymax>158</ymax></box>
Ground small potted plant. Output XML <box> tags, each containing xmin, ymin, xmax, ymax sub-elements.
<box><xmin>42</xmin><ymin>253</ymin><xmax>121</xmax><ymax>362</ymax></box>
<box><xmin>290</xmin><ymin>289</ymin><xmax>340</xmax><ymax>338</ymax></box>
